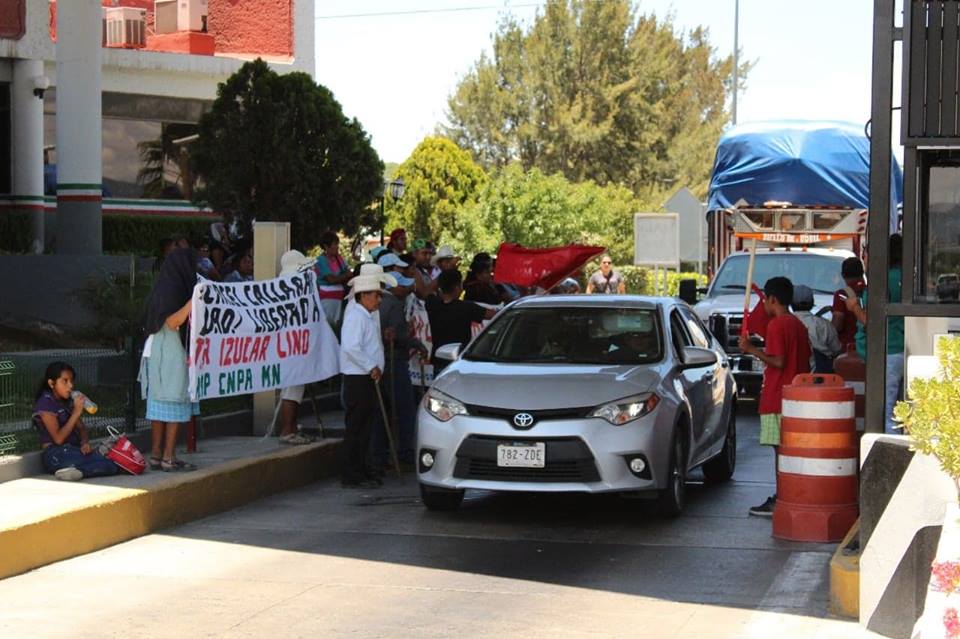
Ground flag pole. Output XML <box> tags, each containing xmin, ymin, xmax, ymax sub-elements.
<box><xmin>741</xmin><ymin>238</ymin><xmax>757</xmax><ymax>337</ymax></box>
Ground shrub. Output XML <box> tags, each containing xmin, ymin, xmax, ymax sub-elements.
<box><xmin>896</xmin><ymin>336</ymin><xmax>960</xmax><ymax>482</ymax></box>
<box><xmin>102</xmin><ymin>215</ymin><xmax>215</xmax><ymax>255</ymax></box>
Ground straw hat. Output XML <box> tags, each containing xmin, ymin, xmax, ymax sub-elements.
<box><xmin>280</xmin><ymin>250</ymin><xmax>315</xmax><ymax>276</ymax></box>
<box><xmin>431</xmin><ymin>245</ymin><xmax>459</xmax><ymax>266</ymax></box>
<box><xmin>347</xmin><ymin>263</ymin><xmax>397</xmax><ymax>293</ymax></box>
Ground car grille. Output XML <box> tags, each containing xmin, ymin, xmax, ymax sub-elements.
<box><xmin>709</xmin><ymin>312</ymin><xmax>764</xmax><ymax>354</ymax></box>
<box><xmin>453</xmin><ymin>435</ymin><xmax>601</xmax><ymax>483</ymax></box>
<box><xmin>464</xmin><ymin>404</ymin><xmax>593</xmax><ymax>422</ymax></box>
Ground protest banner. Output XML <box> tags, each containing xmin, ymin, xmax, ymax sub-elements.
<box><xmin>407</xmin><ymin>293</ymin><xmax>433</xmax><ymax>386</ymax></box>
<box><xmin>188</xmin><ymin>271</ymin><xmax>340</xmax><ymax>401</ymax></box>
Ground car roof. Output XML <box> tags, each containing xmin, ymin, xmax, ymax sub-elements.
<box><xmin>510</xmin><ymin>294</ymin><xmax>669</xmax><ymax>310</ymax></box>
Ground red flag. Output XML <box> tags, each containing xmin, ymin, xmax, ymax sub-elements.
<box><xmin>744</xmin><ymin>284</ymin><xmax>770</xmax><ymax>338</ymax></box>
<box><xmin>494</xmin><ymin>243</ymin><xmax>606</xmax><ymax>291</ymax></box>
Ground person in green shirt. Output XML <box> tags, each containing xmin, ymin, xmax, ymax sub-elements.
<box><xmin>845</xmin><ymin>234</ymin><xmax>904</xmax><ymax>434</ymax></box>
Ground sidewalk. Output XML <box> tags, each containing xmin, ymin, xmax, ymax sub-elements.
<box><xmin>0</xmin><ymin>413</ymin><xmax>344</xmax><ymax>580</ymax></box>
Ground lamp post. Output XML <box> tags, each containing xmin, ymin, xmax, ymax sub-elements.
<box><xmin>380</xmin><ymin>177</ymin><xmax>406</xmax><ymax>246</ymax></box>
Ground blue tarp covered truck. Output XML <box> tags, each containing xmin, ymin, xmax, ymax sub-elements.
<box><xmin>693</xmin><ymin>120</ymin><xmax>903</xmax><ymax>396</ymax></box>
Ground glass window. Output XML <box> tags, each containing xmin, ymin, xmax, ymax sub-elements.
<box><xmin>921</xmin><ymin>160</ymin><xmax>960</xmax><ymax>303</ymax></box>
<box><xmin>465</xmin><ymin>306</ymin><xmax>663</xmax><ymax>365</ymax></box>
<box><xmin>708</xmin><ymin>253</ymin><xmax>846</xmax><ymax>298</ymax></box>
<box><xmin>679</xmin><ymin>307</ymin><xmax>711</xmax><ymax>348</ymax></box>
<box><xmin>669</xmin><ymin>310</ymin><xmax>692</xmax><ymax>357</ymax></box>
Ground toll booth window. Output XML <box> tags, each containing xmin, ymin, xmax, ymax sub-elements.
<box><xmin>920</xmin><ymin>160</ymin><xmax>960</xmax><ymax>303</ymax></box>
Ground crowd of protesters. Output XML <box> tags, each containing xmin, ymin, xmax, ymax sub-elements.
<box><xmin>36</xmin><ymin>224</ymin><xmax>634</xmax><ymax>483</ymax></box>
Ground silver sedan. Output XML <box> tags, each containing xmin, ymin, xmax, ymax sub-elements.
<box><xmin>416</xmin><ymin>295</ymin><xmax>738</xmax><ymax>516</ymax></box>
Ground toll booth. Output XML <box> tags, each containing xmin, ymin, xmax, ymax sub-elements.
<box><xmin>863</xmin><ymin>2</ymin><xmax>960</xmax><ymax>637</ymax></box>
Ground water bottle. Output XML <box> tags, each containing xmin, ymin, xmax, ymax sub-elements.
<box><xmin>71</xmin><ymin>391</ymin><xmax>98</xmax><ymax>415</ymax></box>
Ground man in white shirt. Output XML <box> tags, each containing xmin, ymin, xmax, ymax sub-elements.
<box><xmin>792</xmin><ymin>285</ymin><xmax>842</xmax><ymax>373</ymax></box>
<box><xmin>339</xmin><ymin>266</ymin><xmax>396</xmax><ymax>488</ymax></box>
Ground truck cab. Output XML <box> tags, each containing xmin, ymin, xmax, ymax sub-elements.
<box><xmin>693</xmin><ymin>247</ymin><xmax>854</xmax><ymax>396</ymax></box>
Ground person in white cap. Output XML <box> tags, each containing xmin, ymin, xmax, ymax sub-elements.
<box><xmin>431</xmin><ymin>245</ymin><xmax>461</xmax><ymax>273</ymax></box>
<box><xmin>339</xmin><ymin>264</ymin><xmax>396</xmax><ymax>488</ymax></box>
<box><xmin>277</xmin><ymin>250</ymin><xmax>318</xmax><ymax>445</ymax></box>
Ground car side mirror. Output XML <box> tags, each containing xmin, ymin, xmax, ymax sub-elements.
<box><xmin>678</xmin><ymin>279</ymin><xmax>698</xmax><ymax>305</ymax></box>
<box><xmin>681</xmin><ymin>346</ymin><xmax>717</xmax><ymax>369</ymax></box>
<box><xmin>435</xmin><ymin>343</ymin><xmax>461</xmax><ymax>361</ymax></box>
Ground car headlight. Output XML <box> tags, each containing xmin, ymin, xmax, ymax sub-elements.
<box><xmin>424</xmin><ymin>389</ymin><xmax>468</xmax><ymax>422</ymax></box>
<box><xmin>591</xmin><ymin>393</ymin><xmax>660</xmax><ymax>426</ymax></box>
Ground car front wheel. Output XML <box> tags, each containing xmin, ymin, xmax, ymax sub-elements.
<box><xmin>657</xmin><ymin>430</ymin><xmax>687</xmax><ymax>517</ymax></box>
<box><xmin>419</xmin><ymin>483</ymin><xmax>464</xmax><ymax>511</ymax></box>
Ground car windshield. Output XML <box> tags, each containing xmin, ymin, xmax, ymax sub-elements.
<box><xmin>709</xmin><ymin>253</ymin><xmax>846</xmax><ymax>297</ymax></box>
<box><xmin>464</xmin><ymin>306</ymin><xmax>663</xmax><ymax>365</ymax></box>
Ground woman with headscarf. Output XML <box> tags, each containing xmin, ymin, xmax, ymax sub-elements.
<box><xmin>140</xmin><ymin>248</ymin><xmax>199</xmax><ymax>472</ymax></box>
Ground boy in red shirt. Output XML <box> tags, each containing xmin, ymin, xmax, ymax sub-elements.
<box><xmin>738</xmin><ymin>277</ymin><xmax>811</xmax><ymax>517</ymax></box>
<box><xmin>831</xmin><ymin>257</ymin><xmax>866</xmax><ymax>350</ymax></box>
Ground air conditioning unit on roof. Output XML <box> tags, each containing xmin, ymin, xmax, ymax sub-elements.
<box><xmin>155</xmin><ymin>0</ymin><xmax>208</xmax><ymax>34</ymax></box>
<box><xmin>103</xmin><ymin>7</ymin><xmax>147</xmax><ymax>49</ymax></box>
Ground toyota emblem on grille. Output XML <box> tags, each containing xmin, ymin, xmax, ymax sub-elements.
<box><xmin>513</xmin><ymin>413</ymin><xmax>535</xmax><ymax>429</ymax></box>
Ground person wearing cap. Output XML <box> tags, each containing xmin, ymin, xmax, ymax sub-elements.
<box><xmin>371</xmin><ymin>254</ymin><xmax>427</xmax><ymax>469</ymax></box>
<box><xmin>315</xmin><ymin>231</ymin><xmax>352</xmax><ymax>326</ymax></box>
<box><xmin>410</xmin><ymin>239</ymin><xmax>440</xmax><ymax>299</ymax></box>
<box><xmin>387</xmin><ymin>228</ymin><xmax>407</xmax><ymax>255</ymax></box>
<box><xmin>791</xmin><ymin>285</ymin><xmax>841</xmax><ymax>374</ymax></box>
<box><xmin>276</xmin><ymin>250</ymin><xmax>321</xmax><ymax>445</ymax></box>
<box><xmin>432</xmin><ymin>245</ymin><xmax>461</xmax><ymax>273</ymax></box>
<box><xmin>340</xmin><ymin>265</ymin><xmax>396</xmax><ymax>488</ymax></box>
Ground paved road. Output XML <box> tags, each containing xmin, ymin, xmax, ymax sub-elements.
<box><xmin>0</xmin><ymin>405</ymin><xmax>875</xmax><ymax>638</ymax></box>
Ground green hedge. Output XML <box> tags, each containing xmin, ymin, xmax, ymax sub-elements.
<box><xmin>0</xmin><ymin>211</ymin><xmax>31</xmax><ymax>253</ymax></box>
<box><xmin>582</xmin><ymin>265</ymin><xmax>707</xmax><ymax>296</ymax></box>
<box><xmin>102</xmin><ymin>215</ymin><xmax>215</xmax><ymax>255</ymax></box>
<box><xmin>0</xmin><ymin>212</ymin><xmax>216</xmax><ymax>255</ymax></box>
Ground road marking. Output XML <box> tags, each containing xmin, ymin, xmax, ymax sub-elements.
<box><xmin>756</xmin><ymin>552</ymin><xmax>828</xmax><ymax>612</ymax></box>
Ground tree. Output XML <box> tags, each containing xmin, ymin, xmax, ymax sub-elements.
<box><xmin>465</xmin><ymin>163</ymin><xmax>640</xmax><ymax>265</ymax></box>
<box><xmin>191</xmin><ymin>59</ymin><xmax>383</xmax><ymax>247</ymax></box>
<box><xmin>446</xmin><ymin>0</ymin><xmax>745</xmax><ymax>199</ymax></box>
<box><xmin>385</xmin><ymin>136</ymin><xmax>487</xmax><ymax>244</ymax></box>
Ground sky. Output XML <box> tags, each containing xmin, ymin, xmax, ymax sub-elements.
<box><xmin>315</xmin><ymin>1</ymin><xmax>886</xmax><ymax>165</ymax></box>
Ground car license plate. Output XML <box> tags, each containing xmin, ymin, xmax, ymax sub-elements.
<box><xmin>497</xmin><ymin>442</ymin><xmax>545</xmax><ymax>468</ymax></box>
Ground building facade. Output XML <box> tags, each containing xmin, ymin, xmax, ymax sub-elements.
<box><xmin>0</xmin><ymin>0</ymin><xmax>315</xmax><ymax>253</ymax></box>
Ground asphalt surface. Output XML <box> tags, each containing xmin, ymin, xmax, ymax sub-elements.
<box><xmin>0</xmin><ymin>403</ymin><xmax>876</xmax><ymax>638</ymax></box>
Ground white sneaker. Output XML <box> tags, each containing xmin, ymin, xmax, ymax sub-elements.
<box><xmin>54</xmin><ymin>467</ymin><xmax>83</xmax><ymax>481</ymax></box>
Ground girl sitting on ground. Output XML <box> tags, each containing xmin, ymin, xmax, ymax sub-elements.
<box><xmin>33</xmin><ymin>361</ymin><xmax>117</xmax><ymax>481</ymax></box>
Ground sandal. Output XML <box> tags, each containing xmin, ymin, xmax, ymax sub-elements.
<box><xmin>149</xmin><ymin>457</ymin><xmax>163</xmax><ymax>471</ymax></box>
<box><xmin>280</xmin><ymin>433</ymin><xmax>313</xmax><ymax>446</ymax></box>
<box><xmin>161</xmin><ymin>458</ymin><xmax>197</xmax><ymax>472</ymax></box>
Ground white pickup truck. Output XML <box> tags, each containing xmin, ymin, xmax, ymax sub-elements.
<box><xmin>693</xmin><ymin>247</ymin><xmax>854</xmax><ymax>397</ymax></box>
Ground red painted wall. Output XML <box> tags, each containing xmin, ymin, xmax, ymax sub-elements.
<box><xmin>0</xmin><ymin>0</ymin><xmax>25</xmax><ymax>39</ymax></box>
<box><xmin>49</xmin><ymin>1</ymin><xmax>294</xmax><ymax>57</ymax></box>
<box><xmin>208</xmin><ymin>0</ymin><xmax>292</xmax><ymax>58</ymax></box>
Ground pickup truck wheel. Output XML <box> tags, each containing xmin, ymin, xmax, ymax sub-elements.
<box><xmin>703</xmin><ymin>407</ymin><xmax>737</xmax><ymax>483</ymax></box>
<box><xmin>420</xmin><ymin>483</ymin><xmax>464</xmax><ymax>511</ymax></box>
<box><xmin>657</xmin><ymin>431</ymin><xmax>687</xmax><ymax>517</ymax></box>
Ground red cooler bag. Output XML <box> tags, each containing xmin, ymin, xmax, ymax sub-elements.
<box><xmin>104</xmin><ymin>426</ymin><xmax>147</xmax><ymax>475</ymax></box>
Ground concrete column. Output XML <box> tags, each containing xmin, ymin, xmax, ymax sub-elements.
<box><xmin>55</xmin><ymin>0</ymin><xmax>102</xmax><ymax>255</ymax></box>
<box><xmin>252</xmin><ymin>222</ymin><xmax>291</xmax><ymax>436</ymax></box>
<box><xmin>11</xmin><ymin>59</ymin><xmax>45</xmax><ymax>254</ymax></box>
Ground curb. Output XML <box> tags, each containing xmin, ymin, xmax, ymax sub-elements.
<box><xmin>829</xmin><ymin>518</ymin><xmax>860</xmax><ymax>619</ymax></box>
<box><xmin>0</xmin><ymin>439</ymin><xmax>340</xmax><ymax>580</ymax></box>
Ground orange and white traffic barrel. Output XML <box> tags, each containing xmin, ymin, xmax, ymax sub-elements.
<box><xmin>834</xmin><ymin>344</ymin><xmax>866</xmax><ymax>432</ymax></box>
<box><xmin>773</xmin><ymin>374</ymin><xmax>859</xmax><ymax>542</ymax></box>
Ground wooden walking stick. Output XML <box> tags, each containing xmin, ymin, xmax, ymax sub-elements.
<box><xmin>389</xmin><ymin>335</ymin><xmax>398</xmax><ymax>441</ymax></box>
<box><xmin>374</xmin><ymin>378</ymin><xmax>403</xmax><ymax>479</ymax></box>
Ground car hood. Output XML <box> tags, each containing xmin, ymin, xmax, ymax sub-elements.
<box><xmin>433</xmin><ymin>359</ymin><xmax>663</xmax><ymax>410</ymax></box>
<box><xmin>694</xmin><ymin>292</ymin><xmax>834</xmax><ymax>321</ymax></box>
